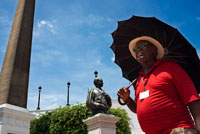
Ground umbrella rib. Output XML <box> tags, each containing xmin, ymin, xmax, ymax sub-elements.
<box><xmin>165</xmin><ymin>31</ymin><xmax>177</xmax><ymax>49</ymax></box>
<box><xmin>117</xmin><ymin>55</ymin><xmax>133</xmax><ymax>61</ymax></box>
<box><xmin>164</xmin><ymin>57</ymin><xmax>187</xmax><ymax>64</ymax></box>
<box><xmin>165</xmin><ymin>52</ymin><xmax>188</xmax><ymax>61</ymax></box>
<box><xmin>155</xmin><ymin>31</ymin><xmax>159</xmax><ymax>41</ymax></box>
<box><xmin>126</xmin><ymin>65</ymin><xmax>141</xmax><ymax>75</ymax></box>
<box><xmin>114</xmin><ymin>44</ymin><xmax>129</xmax><ymax>47</ymax></box>
<box><xmin>167</xmin><ymin>43</ymin><xmax>183</xmax><ymax>51</ymax></box>
<box><xmin>116</xmin><ymin>33</ymin><xmax>135</xmax><ymax>38</ymax></box>
<box><xmin>167</xmin><ymin>51</ymin><xmax>187</xmax><ymax>57</ymax></box>
<box><xmin>165</xmin><ymin>55</ymin><xmax>187</xmax><ymax>58</ymax></box>
<box><xmin>164</xmin><ymin>31</ymin><xmax>167</xmax><ymax>48</ymax></box>
<box><xmin>122</xmin><ymin>23</ymin><xmax>149</xmax><ymax>35</ymax></box>
<box><xmin>171</xmin><ymin>59</ymin><xmax>187</xmax><ymax>64</ymax></box>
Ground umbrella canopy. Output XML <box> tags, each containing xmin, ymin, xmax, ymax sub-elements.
<box><xmin>111</xmin><ymin>15</ymin><xmax>200</xmax><ymax>93</ymax></box>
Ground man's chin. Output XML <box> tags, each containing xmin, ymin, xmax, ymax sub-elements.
<box><xmin>136</xmin><ymin>57</ymin><xmax>145</xmax><ymax>62</ymax></box>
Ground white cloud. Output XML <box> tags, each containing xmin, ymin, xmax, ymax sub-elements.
<box><xmin>112</xmin><ymin>55</ymin><xmax>115</xmax><ymax>62</ymax></box>
<box><xmin>28</xmin><ymin>93</ymin><xmax>66</xmax><ymax>110</ymax></box>
<box><xmin>62</xmin><ymin>14</ymin><xmax>114</xmax><ymax>28</ymax></box>
<box><xmin>87</xmin><ymin>14</ymin><xmax>104</xmax><ymax>24</ymax></box>
<box><xmin>31</xmin><ymin>49</ymin><xmax>66</xmax><ymax>67</ymax></box>
<box><xmin>38</xmin><ymin>20</ymin><xmax>54</xmax><ymax>29</ymax></box>
<box><xmin>72</xmin><ymin>49</ymin><xmax>103</xmax><ymax>70</ymax></box>
<box><xmin>95</xmin><ymin>59</ymin><xmax>102</xmax><ymax>65</ymax></box>
<box><xmin>0</xmin><ymin>16</ymin><xmax>11</xmax><ymax>25</ymax></box>
<box><xmin>34</xmin><ymin>19</ymin><xmax>57</xmax><ymax>37</ymax></box>
<box><xmin>197</xmin><ymin>49</ymin><xmax>200</xmax><ymax>58</ymax></box>
<box><xmin>196</xmin><ymin>17</ymin><xmax>200</xmax><ymax>21</ymax></box>
<box><xmin>86</xmin><ymin>15</ymin><xmax>114</xmax><ymax>28</ymax></box>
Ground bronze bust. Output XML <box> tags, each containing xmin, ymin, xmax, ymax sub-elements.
<box><xmin>86</xmin><ymin>77</ymin><xmax>112</xmax><ymax>115</ymax></box>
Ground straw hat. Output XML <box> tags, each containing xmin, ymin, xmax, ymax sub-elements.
<box><xmin>129</xmin><ymin>36</ymin><xmax>164</xmax><ymax>59</ymax></box>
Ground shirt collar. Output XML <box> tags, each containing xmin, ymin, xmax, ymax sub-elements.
<box><xmin>139</xmin><ymin>59</ymin><xmax>163</xmax><ymax>77</ymax></box>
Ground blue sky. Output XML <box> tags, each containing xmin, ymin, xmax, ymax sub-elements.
<box><xmin>0</xmin><ymin>0</ymin><xmax>199</xmax><ymax>110</ymax></box>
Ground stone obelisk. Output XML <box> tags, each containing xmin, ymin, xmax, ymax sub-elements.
<box><xmin>0</xmin><ymin>0</ymin><xmax>36</xmax><ymax>133</ymax></box>
<box><xmin>0</xmin><ymin>0</ymin><xmax>35</xmax><ymax>108</ymax></box>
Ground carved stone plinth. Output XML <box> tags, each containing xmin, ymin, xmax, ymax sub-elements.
<box><xmin>0</xmin><ymin>104</ymin><xmax>35</xmax><ymax>134</ymax></box>
<box><xmin>83</xmin><ymin>113</ymin><xmax>120</xmax><ymax>134</ymax></box>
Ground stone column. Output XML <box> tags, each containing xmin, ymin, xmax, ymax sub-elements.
<box><xmin>83</xmin><ymin>113</ymin><xmax>120</xmax><ymax>134</ymax></box>
<box><xmin>0</xmin><ymin>0</ymin><xmax>36</xmax><ymax>108</ymax></box>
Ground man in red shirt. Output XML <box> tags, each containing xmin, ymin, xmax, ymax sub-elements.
<box><xmin>117</xmin><ymin>36</ymin><xmax>200</xmax><ymax>134</ymax></box>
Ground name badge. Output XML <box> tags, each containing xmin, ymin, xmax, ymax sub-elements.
<box><xmin>139</xmin><ymin>90</ymin><xmax>149</xmax><ymax>100</ymax></box>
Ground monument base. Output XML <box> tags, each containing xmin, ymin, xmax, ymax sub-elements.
<box><xmin>0</xmin><ymin>104</ymin><xmax>35</xmax><ymax>134</ymax></box>
<box><xmin>83</xmin><ymin>113</ymin><xmax>120</xmax><ymax>134</ymax></box>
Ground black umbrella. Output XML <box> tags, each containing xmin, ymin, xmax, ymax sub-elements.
<box><xmin>111</xmin><ymin>15</ymin><xmax>200</xmax><ymax>93</ymax></box>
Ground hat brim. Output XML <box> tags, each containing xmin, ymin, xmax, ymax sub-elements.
<box><xmin>129</xmin><ymin>36</ymin><xmax>164</xmax><ymax>59</ymax></box>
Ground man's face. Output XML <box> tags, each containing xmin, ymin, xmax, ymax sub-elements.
<box><xmin>133</xmin><ymin>40</ymin><xmax>157</xmax><ymax>64</ymax></box>
<box><xmin>95</xmin><ymin>79</ymin><xmax>103</xmax><ymax>88</ymax></box>
<box><xmin>98</xmin><ymin>80</ymin><xmax>103</xmax><ymax>87</ymax></box>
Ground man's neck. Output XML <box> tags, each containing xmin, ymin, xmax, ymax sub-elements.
<box><xmin>96</xmin><ymin>87</ymin><xmax>102</xmax><ymax>90</ymax></box>
<box><xmin>142</xmin><ymin>59</ymin><xmax>156</xmax><ymax>74</ymax></box>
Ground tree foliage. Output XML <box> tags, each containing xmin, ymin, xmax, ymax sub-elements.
<box><xmin>108</xmin><ymin>108</ymin><xmax>131</xmax><ymax>134</ymax></box>
<box><xmin>30</xmin><ymin>112</ymin><xmax>51</xmax><ymax>134</ymax></box>
<box><xmin>30</xmin><ymin>104</ymin><xmax>131</xmax><ymax>134</ymax></box>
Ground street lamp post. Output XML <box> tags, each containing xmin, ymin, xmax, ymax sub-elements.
<box><xmin>37</xmin><ymin>86</ymin><xmax>42</xmax><ymax>110</ymax></box>
<box><xmin>67</xmin><ymin>82</ymin><xmax>71</xmax><ymax>106</ymax></box>
<box><xmin>94</xmin><ymin>70</ymin><xmax>98</xmax><ymax>78</ymax></box>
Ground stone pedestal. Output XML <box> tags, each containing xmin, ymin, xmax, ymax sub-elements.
<box><xmin>83</xmin><ymin>113</ymin><xmax>120</xmax><ymax>134</ymax></box>
<box><xmin>0</xmin><ymin>104</ymin><xmax>35</xmax><ymax>134</ymax></box>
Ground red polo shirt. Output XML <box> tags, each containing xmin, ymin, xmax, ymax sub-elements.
<box><xmin>134</xmin><ymin>59</ymin><xmax>200</xmax><ymax>134</ymax></box>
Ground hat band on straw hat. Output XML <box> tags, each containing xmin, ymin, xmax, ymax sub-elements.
<box><xmin>129</xmin><ymin>36</ymin><xmax>164</xmax><ymax>59</ymax></box>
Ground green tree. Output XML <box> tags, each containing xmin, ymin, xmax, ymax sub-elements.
<box><xmin>30</xmin><ymin>104</ymin><xmax>131</xmax><ymax>134</ymax></box>
<box><xmin>30</xmin><ymin>112</ymin><xmax>51</xmax><ymax>134</ymax></box>
<box><xmin>108</xmin><ymin>108</ymin><xmax>131</xmax><ymax>134</ymax></box>
<box><xmin>49</xmin><ymin>104</ymin><xmax>91</xmax><ymax>134</ymax></box>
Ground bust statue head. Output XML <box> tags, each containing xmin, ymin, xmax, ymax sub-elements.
<box><xmin>93</xmin><ymin>77</ymin><xmax>103</xmax><ymax>88</ymax></box>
